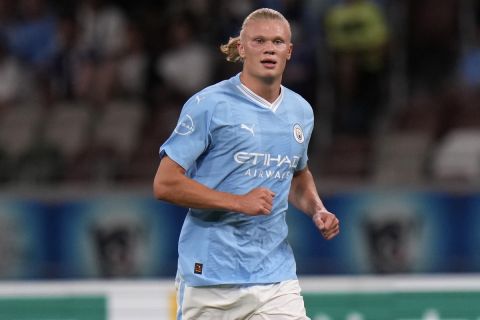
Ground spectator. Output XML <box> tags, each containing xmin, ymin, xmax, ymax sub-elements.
<box><xmin>325</xmin><ymin>0</ymin><xmax>389</xmax><ymax>135</ymax></box>
<box><xmin>115</xmin><ymin>22</ymin><xmax>148</xmax><ymax>101</ymax></box>
<box><xmin>458</xmin><ymin>23</ymin><xmax>480</xmax><ymax>90</ymax></box>
<box><xmin>5</xmin><ymin>0</ymin><xmax>57</xmax><ymax>69</ymax></box>
<box><xmin>0</xmin><ymin>37</ymin><xmax>29</xmax><ymax>113</ymax></box>
<box><xmin>155</xmin><ymin>13</ymin><xmax>214</xmax><ymax>101</ymax></box>
<box><xmin>3</xmin><ymin>0</ymin><xmax>57</xmax><ymax>106</ymax></box>
<box><xmin>407</xmin><ymin>0</ymin><xmax>459</xmax><ymax>93</ymax></box>
<box><xmin>48</xmin><ymin>14</ymin><xmax>83</xmax><ymax>101</ymax></box>
<box><xmin>76</xmin><ymin>0</ymin><xmax>127</xmax><ymax>61</ymax></box>
<box><xmin>75</xmin><ymin>0</ymin><xmax>128</xmax><ymax>105</ymax></box>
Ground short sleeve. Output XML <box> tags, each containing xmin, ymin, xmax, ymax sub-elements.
<box><xmin>295</xmin><ymin>109</ymin><xmax>314</xmax><ymax>172</ymax></box>
<box><xmin>159</xmin><ymin>95</ymin><xmax>212</xmax><ymax>170</ymax></box>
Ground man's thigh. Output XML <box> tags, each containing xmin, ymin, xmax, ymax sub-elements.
<box><xmin>177</xmin><ymin>280</ymin><xmax>255</xmax><ymax>320</ymax></box>
<box><xmin>249</xmin><ymin>280</ymin><xmax>310</xmax><ymax>320</ymax></box>
<box><xmin>176</xmin><ymin>279</ymin><xmax>310</xmax><ymax>320</ymax></box>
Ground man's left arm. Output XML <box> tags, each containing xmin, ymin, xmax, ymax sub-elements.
<box><xmin>289</xmin><ymin>166</ymin><xmax>340</xmax><ymax>240</ymax></box>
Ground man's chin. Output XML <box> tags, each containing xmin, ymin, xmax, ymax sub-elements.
<box><xmin>257</xmin><ymin>71</ymin><xmax>280</xmax><ymax>84</ymax></box>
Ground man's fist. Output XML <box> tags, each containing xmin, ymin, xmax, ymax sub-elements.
<box><xmin>312</xmin><ymin>209</ymin><xmax>340</xmax><ymax>240</ymax></box>
<box><xmin>237</xmin><ymin>188</ymin><xmax>275</xmax><ymax>216</ymax></box>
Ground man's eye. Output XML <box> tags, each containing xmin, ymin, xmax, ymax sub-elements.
<box><xmin>254</xmin><ymin>38</ymin><xmax>264</xmax><ymax>44</ymax></box>
<box><xmin>274</xmin><ymin>39</ymin><xmax>284</xmax><ymax>45</ymax></box>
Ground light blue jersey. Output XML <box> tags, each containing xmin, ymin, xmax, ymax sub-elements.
<box><xmin>160</xmin><ymin>73</ymin><xmax>314</xmax><ymax>286</ymax></box>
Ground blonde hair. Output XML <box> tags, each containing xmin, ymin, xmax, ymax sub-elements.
<box><xmin>219</xmin><ymin>8</ymin><xmax>290</xmax><ymax>63</ymax></box>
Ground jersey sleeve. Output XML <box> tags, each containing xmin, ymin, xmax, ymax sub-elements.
<box><xmin>295</xmin><ymin>108</ymin><xmax>314</xmax><ymax>172</ymax></box>
<box><xmin>159</xmin><ymin>95</ymin><xmax>213</xmax><ymax>170</ymax></box>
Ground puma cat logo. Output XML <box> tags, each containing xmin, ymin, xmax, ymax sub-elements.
<box><xmin>240</xmin><ymin>124</ymin><xmax>255</xmax><ymax>136</ymax></box>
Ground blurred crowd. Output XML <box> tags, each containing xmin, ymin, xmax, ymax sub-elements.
<box><xmin>0</xmin><ymin>0</ymin><xmax>479</xmax><ymax>187</ymax></box>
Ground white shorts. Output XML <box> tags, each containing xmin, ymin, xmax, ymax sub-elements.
<box><xmin>176</xmin><ymin>278</ymin><xmax>310</xmax><ymax>320</ymax></box>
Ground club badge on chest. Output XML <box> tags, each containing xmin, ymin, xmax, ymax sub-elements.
<box><xmin>293</xmin><ymin>124</ymin><xmax>304</xmax><ymax>143</ymax></box>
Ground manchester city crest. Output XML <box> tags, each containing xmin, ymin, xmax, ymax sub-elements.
<box><xmin>293</xmin><ymin>123</ymin><xmax>304</xmax><ymax>143</ymax></box>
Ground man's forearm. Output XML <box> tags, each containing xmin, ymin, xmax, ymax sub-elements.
<box><xmin>289</xmin><ymin>167</ymin><xmax>340</xmax><ymax>240</ymax></box>
<box><xmin>153</xmin><ymin>157</ymin><xmax>241</xmax><ymax>211</ymax></box>
<box><xmin>154</xmin><ymin>177</ymin><xmax>242</xmax><ymax>211</ymax></box>
<box><xmin>154</xmin><ymin>173</ymin><xmax>241</xmax><ymax>211</ymax></box>
<box><xmin>288</xmin><ymin>167</ymin><xmax>325</xmax><ymax>217</ymax></box>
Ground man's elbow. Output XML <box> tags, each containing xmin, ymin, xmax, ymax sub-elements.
<box><xmin>153</xmin><ymin>157</ymin><xmax>185</xmax><ymax>202</ymax></box>
<box><xmin>153</xmin><ymin>178</ymin><xmax>171</xmax><ymax>201</ymax></box>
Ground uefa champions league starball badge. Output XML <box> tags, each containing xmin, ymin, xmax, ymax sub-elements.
<box><xmin>174</xmin><ymin>114</ymin><xmax>195</xmax><ymax>136</ymax></box>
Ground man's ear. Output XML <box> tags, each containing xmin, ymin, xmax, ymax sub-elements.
<box><xmin>238</xmin><ymin>41</ymin><xmax>246</xmax><ymax>59</ymax></box>
<box><xmin>287</xmin><ymin>43</ymin><xmax>293</xmax><ymax>60</ymax></box>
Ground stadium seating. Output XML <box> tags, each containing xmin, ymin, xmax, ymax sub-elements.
<box><xmin>373</xmin><ymin>131</ymin><xmax>432</xmax><ymax>184</ymax></box>
<box><xmin>432</xmin><ymin>129</ymin><xmax>480</xmax><ymax>182</ymax></box>
<box><xmin>0</xmin><ymin>104</ymin><xmax>43</xmax><ymax>183</ymax></box>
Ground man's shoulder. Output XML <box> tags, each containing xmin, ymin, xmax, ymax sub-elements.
<box><xmin>179</xmin><ymin>79</ymin><xmax>237</xmax><ymax>124</ymax></box>
<box><xmin>185</xmin><ymin>78</ymin><xmax>237</xmax><ymax>107</ymax></box>
<box><xmin>282</xmin><ymin>86</ymin><xmax>313</xmax><ymax>112</ymax></box>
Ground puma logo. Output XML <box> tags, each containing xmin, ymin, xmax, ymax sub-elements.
<box><xmin>240</xmin><ymin>123</ymin><xmax>255</xmax><ymax>136</ymax></box>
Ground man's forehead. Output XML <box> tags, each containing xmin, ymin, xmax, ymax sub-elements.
<box><xmin>243</xmin><ymin>19</ymin><xmax>291</xmax><ymax>38</ymax></box>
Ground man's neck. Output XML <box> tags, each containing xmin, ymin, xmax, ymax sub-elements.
<box><xmin>240</xmin><ymin>72</ymin><xmax>282</xmax><ymax>103</ymax></box>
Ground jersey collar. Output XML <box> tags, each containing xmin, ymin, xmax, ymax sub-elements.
<box><xmin>236</xmin><ymin>78</ymin><xmax>284</xmax><ymax>113</ymax></box>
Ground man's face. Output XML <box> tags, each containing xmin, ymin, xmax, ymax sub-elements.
<box><xmin>238</xmin><ymin>19</ymin><xmax>293</xmax><ymax>83</ymax></box>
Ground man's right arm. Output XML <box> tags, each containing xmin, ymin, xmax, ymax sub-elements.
<box><xmin>153</xmin><ymin>156</ymin><xmax>274</xmax><ymax>216</ymax></box>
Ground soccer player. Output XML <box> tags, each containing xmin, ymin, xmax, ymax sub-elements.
<box><xmin>153</xmin><ymin>8</ymin><xmax>340</xmax><ymax>320</ymax></box>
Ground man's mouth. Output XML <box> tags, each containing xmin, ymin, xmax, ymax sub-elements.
<box><xmin>261</xmin><ymin>59</ymin><xmax>277</xmax><ymax>68</ymax></box>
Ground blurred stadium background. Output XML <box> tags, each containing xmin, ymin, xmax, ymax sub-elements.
<box><xmin>1</xmin><ymin>0</ymin><xmax>480</xmax><ymax>319</ymax></box>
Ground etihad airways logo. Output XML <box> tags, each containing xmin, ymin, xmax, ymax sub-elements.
<box><xmin>234</xmin><ymin>152</ymin><xmax>300</xmax><ymax>180</ymax></box>
<box><xmin>234</xmin><ymin>152</ymin><xmax>300</xmax><ymax>168</ymax></box>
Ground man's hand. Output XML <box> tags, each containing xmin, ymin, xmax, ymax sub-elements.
<box><xmin>312</xmin><ymin>209</ymin><xmax>340</xmax><ymax>240</ymax></box>
<box><xmin>237</xmin><ymin>188</ymin><xmax>275</xmax><ymax>216</ymax></box>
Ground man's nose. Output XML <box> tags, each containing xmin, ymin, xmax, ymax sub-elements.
<box><xmin>264</xmin><ymin>41</ymin><xmax>276</xmax><ymax>54</ymax></box>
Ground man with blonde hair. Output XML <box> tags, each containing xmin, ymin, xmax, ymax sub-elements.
<box><xmin>154</xmin><ymin>8</ymin><xmax>339</xmax><ymax>319</ymax></box>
